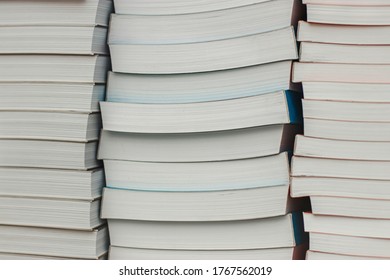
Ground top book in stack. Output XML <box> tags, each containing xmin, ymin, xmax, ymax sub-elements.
<box><xmin>108</xmin><ymin>0</ymin><xmax>302</xmax><ymax>74</ymax></box>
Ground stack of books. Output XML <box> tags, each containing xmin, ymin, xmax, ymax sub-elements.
<box><xmin>0</xmin><ymin>0</ymin><xmax>113</xmax><ymax>260</ymax></box>
<box><xmin>292</xmin><ymin>0</ymin><xmax>390</xmax><ymax>260</ymax></box>
<box><xmin>99</xmin><ymin>0</ymin><xmax>308</xmax><ymax>260</ymax></box>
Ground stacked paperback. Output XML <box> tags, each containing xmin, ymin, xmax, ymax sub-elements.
<box><xmin>0</xmin><ymin>0</ymin><xmax>113</xmax><ymax>260</ymax></box>
<box><xmin>99</xmin><ymin>0</ymin><xmax>308</xmax><ymax>259</ymax></box>
<box><xmin>292</xmin><ymin>0</ymin><xmax>390</xmax><ymax>260</ymax></box>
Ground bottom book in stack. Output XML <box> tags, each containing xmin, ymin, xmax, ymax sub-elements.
<box><xmin>106</xmin><ymin>214</ymin><xmax>307</xmax><ymax>260</ymax></box>
<box><xmin>0</xmin><ymin>225</ymin><xmax>108</xmax><ymax>260</ymax></box>
<box><xmin>291</xmin><ymin>134</ymin><xmax>390</xmax><ymax>260</ymax></box>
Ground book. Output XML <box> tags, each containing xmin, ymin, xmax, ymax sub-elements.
<box><xmin>0</xmin><ymin>0</ymin><xmax>113</xmax><ymax>26</ymax></box>
<box><xmin>298</xmin><ymin>21</ymin><xmax>390</xmax><ymax>45</ymax></box>
<box><xmin>310</xmin><ymin>196</ymin><xmax>390</xmax><ymax>219</ymax></box>
<box><xmin>300</xmin><ymin>42</ymin><xmax>390</xmax><ymax>64</ymax></box>
<box><xmin>103</xmin><ymin>152</ymin><xmax>289</xmax><ymax>192</ymax></box>
<box><xmin>0</xmin><ymin>252</ymin><xmax>108</xmax><ymax>260</ymax></box>
<box><xmin>303</xmin><ymin>118</ymin><xmax>390</xmax><ymax>141</ymax></box>
<box><xmin>0</xmin><ymin>140</ymin><xmax>99</xmax><ymax>170</ymax></box>
<box><xmin>0</xmin><ymin>26</ymin><xmax>108</xmax><ymax>55</ymax></box>
<box><xmin>303</xmin><ymin>0</ymin><xmax>390</xmax><ymax>4</ymax></box>
<box><xmin>113</xmin><ymin>0</ymin><xmax>281</xmax><ymax>15</ymax></box>
<box><xmin>98</xmin><ymin>125</ymin><xmax>300</xmax><ymax>162</ymax></box>
<box><xmin>305</xmin><ymin>4</ymin><xmax>390</xmax><ymax>25</ymax></box>
<box><xmin>108</xmin><ymin>0</ymin><xmax>303</xmax><ymax>44</ymax></box>
<box><xmin>101</xmin><ymin>187</ymin><xmax>303</xmax><ymax>221</ymax></box>
<box><xmin>304</xmin><ymin>212</ymin><xmax>390</xmax><ymax>239</ymax></box>
<box><xmin>303</xmin><ymin>99</ymin><xmax>390</xmax><ymax>122</ymax></box>
<box><xmin>294</xmin><ymin>135</ymin><xmax>390</xmax><ymax>161</ymax></box>
<box><xmin>0</xmin><ymin>55</ymin><xmax>109</xmax><ymax>83</ymax></box>
<box><xmin>106</xmin><ymin>213</ymin><xmax>306</xmax><ymax>250</ymax></box>
<box><xmin>291</xmin><ymin>177</ymin><xmax>390</xmax><ymax>200</ymax></box>
<box><xmin>306</xmin><ymin>250</ymin><xmax>389</xmax><ymax>260</ymax></box>
<box><xmin>293</xmin><ymin>62</ymin><xmax>390</xmax><ymax>84</ymax></box>
<box><xmin>309</xmin><ymin>232</ymin><xmax>390</xmax><ymax>258</ymax></box>
<box><xmin>0</xmin><ymin>83</ymin><xmax>105</xmax><ymax>112</ymax></box>
<box><xmin>105</xmin><ymin>61</ymin><xmax>297</xmax><ymax>104</ymax></box>
<box><xmin>0</xmin><ymin>225</ymin><xmax>108</xmax><ymax>259</ymax></box>
<box><xmin>302</xmin><ymin>82</ymin><xmax>390</xmax><ymax>102</ymax></box>
<box><xmin>109</xmin><ymin>26</ymin><xmax>298</xmax><ymax>74</ymax></box>
<box><xmin>292</xmin><ymin>156</ymin><xmax>390</xmax><ymax>180</ymax></box>
<box><xmin>0</xmin><ymin>197</ymin><xmax>102</xmax><ymax>230</ymax></box>
<box><xmin>100</xmin><ymin>91</ymin><xmax>302</xmax><ymax>133</ymax></box>
<box><xmin>0</xmin><ymin>253</ymin><xmax>69</xmax><ymax>260</ymax></box>
<box><xmin>109</xmin><ymin>246</ymin><xmax>306</xmax><ymax>260</ymax></box>
<box><xmin>0</xmin><ymin>168</ymin><xmax>104</xmax><ymax>200</ymax></box>
<box><xmin>0</xmin><ymin>112</ymin><xmax>101</xmax><ymax>142</ymax></box>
